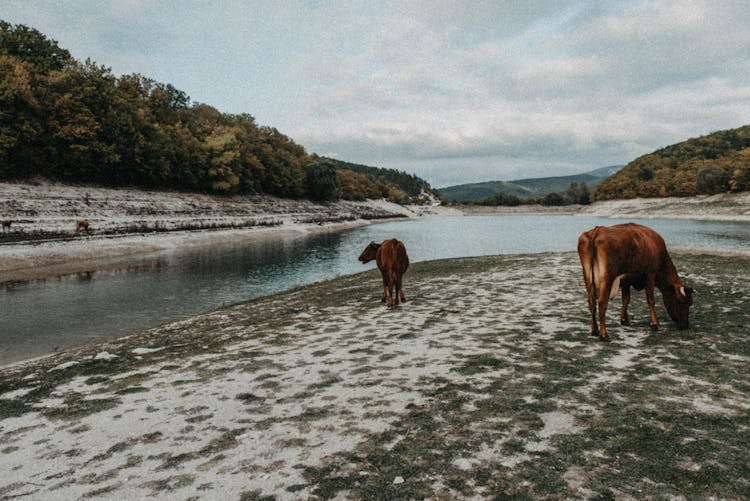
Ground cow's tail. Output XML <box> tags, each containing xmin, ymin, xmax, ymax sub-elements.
<box><xmin>578</xmin><ymin>229</ymin><xmax>598</xmax><ymax>316</ymax></box>
<box><xmin>578</xmin><ymin>232</ymin><xmax>596</xmax><ymax>297</ymax></box>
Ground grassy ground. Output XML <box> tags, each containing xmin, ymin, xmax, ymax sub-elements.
<box><xmin>0</xmin><ymin>252</ymin><xmax>748</xmax><ymax>499</ymax></box>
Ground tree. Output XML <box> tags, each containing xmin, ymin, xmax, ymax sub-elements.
<box><xmin>0</xmin><ymin>21</ymin><xmax>72</xmax><ymax>72</ymax></box>
<box><xmin>695</xmin><ymin>165</ymin><xmax>729</xmax><ymax>194</ymax></box>
<box><xmin>306</xmin><ymin>159</ymin><xmax>339</xmax><ymax>201</ymax></box>
<box><xmin>566</xmin><ymin>182</ymin><xmax>591</xmax><ymax>205</ymax></box>
<box><xmin>541</xmin><ymin>192</ymin><xmax>566</xmax><ymax>206</ymax></box>
<box><xmin>0</xmin><ymin>55</ymin><xmax>40</xmax><ymax>176</ymax></box>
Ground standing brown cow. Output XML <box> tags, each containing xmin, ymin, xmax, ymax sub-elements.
<box><xmin>76</xmin><ymin>219</ymin><xmax>90</xmax><ymax>233</ymax></box>
<box><xmin>359</xmin><ymin>239</ymin><xmax>409</xmax><ymax>307</ymax></box>
<box><xmin>577</xmin><ymin>223</ymin><xmax>693</xmax><ymax>341</ymax></box>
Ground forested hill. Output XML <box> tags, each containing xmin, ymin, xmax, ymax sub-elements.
<box><xmin>594</xmin><ymin>125</ymin><xmax>750</xmax><ymax>200</ymax></box>
<box><xmin>0</xmin><ymin>21</ymin><xmax>431</xmax><ymax>203</ymax></box>
<box><xmin>438</xmin><ymin>165</ymin><xmax>621</xmax><ymax>202</ymax></box>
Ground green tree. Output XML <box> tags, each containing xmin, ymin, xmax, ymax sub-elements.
<box><xmin>306</xmin><ymin>159</ymin><xmax>339</xmax><ymax>201</ymax></box>
<box><xmin>0</xmin><ymin>55</ymin><xmax>40</xmax><ymax>176</ymax></box>
<box><xmin>541</xmin><ymin>192</ymin><xmax>566</xmax><ymax>206</ymax></box>
<box><xmin>695</xmin><ymin>165</ymin><xmax>729</xmax><ymax>194</ymax></box>
<box><xmin>566</xmin><ymin>182</ymin><xmax>591</xmax><ymax>204</ymax></box>
<box><xmin>0</xmin><ymin>21</ymin><xmax>72</xmax><ymax>72</ymax></box>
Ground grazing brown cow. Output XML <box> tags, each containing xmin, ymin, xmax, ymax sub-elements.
<box><xmin>577</xmin><ymin>223</ymin><xmax>693</xmax><ymax>341</ymax></box>
<box><xmin>76</xmin><ymin>219</ymin><xmax>90</xmax><ymax>233</ymax></box>
<box><xmin>359</xmin><ymin>239</ymin><xmax>409</xmax><ymax>307</ymax></box>
<box><xmin>1</xmin><ymin>220</ymin><xmax>11</xmax><ymax>232</ymax></box>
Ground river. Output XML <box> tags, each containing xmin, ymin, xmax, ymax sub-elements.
<box><xmin>2</xmin><ymin>215</ymin><xmax>749</xmax><ymax>365</ymax></box>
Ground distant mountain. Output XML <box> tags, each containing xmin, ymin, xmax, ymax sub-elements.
<box><xmin>594</xmin><ymin>124</ymin><xmax>750</xmax><ymax>200</ymax></box>
<box><xmin>437</xmin><ymin>165</ymin><xmax>623</xmax><ymax>202</ymax></box>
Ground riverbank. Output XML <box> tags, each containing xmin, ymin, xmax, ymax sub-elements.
<box><xmin>0</xmin><ymin>180</ymin><xmax>455</xmax><ymax>283</ymax></box>
<box><xmin>455</xmin><ymin>191</ymin><xmax>750</xmax><ymax>222</ymax></box>
<box><xmin>3</xmin><ymin>181</ymin><xmax>748</xmax><ymax>283</ymax></box>
<box><xmin>1</xmin><ymin>252</ymin><xmax>748</xmax><ymax>499</ymax></box>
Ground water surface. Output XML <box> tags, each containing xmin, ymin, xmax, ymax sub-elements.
<box><xmin>2</xmin><ymin>215</ymin><xmax>748</xmax><ymax>365</ymax></box>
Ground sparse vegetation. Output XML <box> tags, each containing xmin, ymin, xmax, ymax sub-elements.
<box><xmin>1</xmin><ymin>252</ymin><xmax>748</xmax><ymax>499</ymax></box>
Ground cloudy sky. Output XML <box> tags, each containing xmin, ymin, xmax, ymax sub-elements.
<box><xmin>4</xmin><ymin>1</ymin><xmax>750</xmax><ymax>187</ymax></box>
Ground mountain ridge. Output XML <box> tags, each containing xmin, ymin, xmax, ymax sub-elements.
<box><xmin>438</xmin><ymin>165</ymin><xmax>623</xmax><ymax>202</ymax></box>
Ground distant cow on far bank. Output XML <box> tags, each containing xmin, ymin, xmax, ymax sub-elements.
<box><xmin>76</xmin><ymin>219</ymin><xmax>90</xmax><ymax>233</ymax></box>
<box><xmin>577</xmin><ymin>223</ymin><xmax>694</xmax><ymax>341</ymax></box>
<box><xmin>1</xmin><ymin>220</ymin><xmax>12</xmax><ymax>232</ymax></box>
<box><xmin>359</xmin><ymin>239</ymin><xmax>409</xmax><ymax>308</ymax></box>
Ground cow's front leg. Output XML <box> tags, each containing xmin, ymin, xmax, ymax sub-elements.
<box><xmin>620</xmin><ymin>285</ymin><xmax>631</xmax><ymax>325</ymax></box>
<box><xmin>645</xmin><ymin>276</ymin><xmax>659</xmax><ymax>330</ymax></box>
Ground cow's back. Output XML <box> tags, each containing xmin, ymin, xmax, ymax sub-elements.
<box><xmin>592</xmin><ymin>223</ymin><xmax>667</xmax><ymax>278</ymax></box>
<box><xmin>376</xmin><ymin>239</ymin><xmax>406</xmax><ymax>271</ymax></box>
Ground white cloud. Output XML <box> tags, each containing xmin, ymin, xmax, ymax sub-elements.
<box><xmin>3</xmin><ymin>0</ymin><xmax>750</xmax><ymax>187</ymax></box>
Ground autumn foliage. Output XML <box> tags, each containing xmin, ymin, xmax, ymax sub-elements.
<box><xmin>0</xmin><ymin>21</ymin><xmax>432</xmax><ymax>202</ymax></box>
<box><xmin>594</xmin><ymin>125</ymin><xmax>750</xmax><ymax>200</ymax></box>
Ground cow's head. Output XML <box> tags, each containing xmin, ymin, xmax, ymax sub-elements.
<box><xmin>663</xmin><ymin>284</ymin><xmax>694</xmax><ymax>330</ymax></box>
<box><xmin>358</xmin><ymin>241</ymin><xmax>381</xmax><ymax>263</ymax></box>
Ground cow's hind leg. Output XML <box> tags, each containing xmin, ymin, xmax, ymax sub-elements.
<box><xmin>387</xmin><ymin>270</ymin><xmax>396</xmax><ymax>308</ymax></box>
<box><xmin>586</xmin><ymin>283</ymin><xmax>598</xmax><ymax>338</ymax></box>
<box><xmin>380</xmin><ymin>270</ymin><xmax>388</xmax><ymax>303</ymax></box>
<box><xmin>396</xmin><ymin>273</ymin><xmax>406</xmax><ymax>304</ymax></box>
<box><xmin>595</xmin><ymin>277</ymin><xmax>612</xmax><ymax>342</ymax></box>
<box><xmin>620</xmin><ymin>285</ymin><xmax>631</xmax><ymax>325</ymax></box>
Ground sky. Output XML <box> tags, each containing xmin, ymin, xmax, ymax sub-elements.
<box><xmin>4</xmin><ymin>1</ymin><xmax>750</xmax><ymax>188</ymax></box>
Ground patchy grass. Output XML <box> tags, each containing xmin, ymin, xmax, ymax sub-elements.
<box><xmin>1</xmin><ymin>252</ymin><xmax>748</xmax><ymax>499</ymax></box>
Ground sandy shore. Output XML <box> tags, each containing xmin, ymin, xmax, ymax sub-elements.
<box><xmin>1</xmin><ymin>252</ymin><xmax>748</xmax><ymax>499</ymax></box>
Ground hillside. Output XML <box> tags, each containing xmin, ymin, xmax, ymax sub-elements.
<box><xmin>594</xmin><ymin>125</ymin><xmax>750</xmax><ymax>200</ymax></box>
<box><xmin>0</xmin><ymin>21</ymin><xmax>431</xmax><ymax>204</ymax></box>
<box><xmin>438</xmin><ymin>165</ymin><xmax>622</xmax><ymax>202</ymax></box>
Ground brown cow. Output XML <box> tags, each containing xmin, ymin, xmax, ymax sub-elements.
<box><xmin>577</xmin><ymin>223</ymin><xmax>693</xmax><ymax>341</ymax></box>
<box><xmin>76</xmin><ymin>219</ymin><xmax>90</xmax><ymax>233</ymax></box>
<box><xmin>1</xmin><ymin>220</ymin><xmax>11</xmax><ymax>232</ymax></box>
<box><xmin>359</xmin><ymin>239</ymin><xmax>409</xmax><ymax>307</ymax></box>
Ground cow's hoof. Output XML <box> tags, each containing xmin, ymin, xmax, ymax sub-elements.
<box><xmin>650</xmin><ymin>323</ymin><xmax>659</xmax><ymax>331</ymax></box>
<box><xmin>401</xmin><ymin>298</ymin><xmax>407</xmax><ymax>303</ymax></box>
<box><xmin>598</xmin><ymin>334</ymin><xmax>610</xmax><ymax>342</ymax></box>
<box><xmin>589</xmin><ymin>330</ymin><xmax>599</xmax><ymax>338</ymax></box>
<box><xmin>620</xmin><ymin>318</ymin><xmax>630</xmax><ymax>326</ymax></box>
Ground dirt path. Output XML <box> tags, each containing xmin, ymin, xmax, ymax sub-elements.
<box><xmin>1</xmin><ymin>252</ymin><xmax>748</xmax><ymax>499</ymax></box>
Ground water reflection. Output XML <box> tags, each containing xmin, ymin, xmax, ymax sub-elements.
<box><xmin>1</xmin><ymin>215</ymin><xmax>748</xmax><ymax>365</ymax></box>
